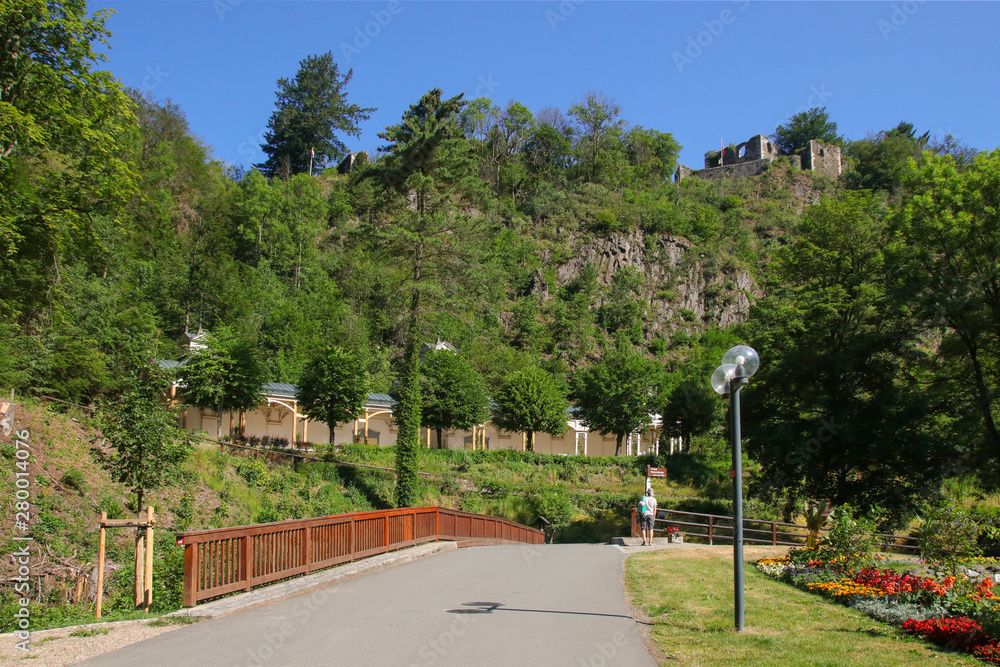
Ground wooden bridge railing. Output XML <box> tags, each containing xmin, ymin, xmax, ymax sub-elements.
<box><xmin>632</xmin><ymin>508</ymin><xmax>920</xmax><ymax>554</ymax></box>
<box><xmin>175</xmin><ymin>506</ymin><xmax>544</xmax><ymax>607</ymax></box>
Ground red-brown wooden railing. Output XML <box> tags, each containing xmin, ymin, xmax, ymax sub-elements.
<box><xmin>631</xmin><ymin>508</ymin><xmax>920</xmax><ymax>554</ymax></box>
<box><xmin>176</xmin><ymin>506</ymin><xmax>544</xmax><ymax>607</ymax></box>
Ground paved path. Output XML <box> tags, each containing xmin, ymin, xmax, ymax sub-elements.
<box><xmin>77</xmin><ymin>544</ymin><xmax>657</xmax><ymax>667</ymax></box>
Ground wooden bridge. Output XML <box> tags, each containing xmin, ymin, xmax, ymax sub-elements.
<box><xmin>175</xmin><ymin>506</ymin><xmax>544</xmax><ymax>607</ymax></box>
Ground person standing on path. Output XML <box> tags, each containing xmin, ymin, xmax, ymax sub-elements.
<box><xmin>639</xmin><ymin>487</ymin><xmax>657</xmax><ymax>546</ymax></box>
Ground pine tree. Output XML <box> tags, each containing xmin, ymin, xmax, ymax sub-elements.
<box><xmin>257</xmin><ymin>52</ymin><xmax>374</xmax><ymax>178</ymax></box>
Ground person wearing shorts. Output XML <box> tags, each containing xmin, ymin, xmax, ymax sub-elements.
<box><xmin>640</xmin><ymin>488</ymin><xmax>657</xmax><ymax>546</ymax></box>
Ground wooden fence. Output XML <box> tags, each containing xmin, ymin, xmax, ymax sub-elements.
<box><xmin>632</xmin><ymin>508</ymin><xmax>920</xmax><ymax>554</ymax></box>
<box><xmin>175</xmin><ymin>506</ymin><xmax>544</xmax><ymax>607</ymax></box>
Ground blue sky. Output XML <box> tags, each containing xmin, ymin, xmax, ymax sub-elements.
<box><xmin>100</xmin><ymin>1</ymin><xmax>1000</xmax><ymax>171</ymax></box>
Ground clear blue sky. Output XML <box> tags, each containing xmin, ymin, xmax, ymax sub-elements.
<box><xmin>99</xmin><ymin>1</ymin><xmax>1000</xmax><ymax>170</ymax></box>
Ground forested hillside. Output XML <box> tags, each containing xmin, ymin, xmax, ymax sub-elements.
<box><xmin>2</xmin><ymin>3</ymin><xmax>999</xmax><ymax>525</ymax></box>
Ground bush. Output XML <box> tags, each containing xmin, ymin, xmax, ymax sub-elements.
<box><xmin>819</xmin><ymin>504</ymin><xmax>878</xmax><ymax>571</ymax></box>
<box><xmin>848</xmin><ymin>598</ymin><xmax>950</xmax><ymax>626</ymax></box>
<box><xmin>61</xmin><ymin>469</ymin><xmax>86</xmax><ymax>493</ymax></box>
<box><xmin>919</xmin><ymin>499</ymin><xmax>990</xmax><ymax>576</ymax></box>
<box><xmin>234</xmin><ymin>458</ymin><xmax>272</xmax><ymax>488</ymax></box>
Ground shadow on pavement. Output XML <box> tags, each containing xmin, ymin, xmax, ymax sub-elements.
<box><xmin>446</xmin><ymin>601</ymin><xmax>643</xmax><ymax>622</ymax></box>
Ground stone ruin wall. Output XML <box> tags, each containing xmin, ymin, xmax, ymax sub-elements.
<box><xmin>676</xmin><ymin>133</ymin><xmax>840</xmax><ymax>182</ymax></box>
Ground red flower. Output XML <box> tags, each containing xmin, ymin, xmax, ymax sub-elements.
<box><xmin>902</xmin><ymin>617</ymin><xmax>988</xmax><ymax>650</ymax></box>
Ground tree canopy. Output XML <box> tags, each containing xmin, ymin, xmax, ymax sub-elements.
<box><xmin>571</xmin><ymin>340</ymin><xmax>660</xmax><ymax>456</ymax></box>
<box><xmin>771</xmin><ymin>107</ymin><xmax>843</xmax><ymax>155</ymax></box>
<box><xmin>180</xmin><ymin>328</ymin><xmax>267</xmax><ymax>438</ymax></box>
<box><xmin>419</xmin><ymin>348</ymin><xmax>489</xmax><ymax>448</ymax></box>
<box><xmin>257</xmin><ymin>52</ymin><xmax>374</xmax><ymax>178</ymax></box>
<box><xmin>296</xmin><ymin>346</ymin><xmax>370</xmax><ymax>443</ymax></box>
<box><xmin>491</xmin><ymin>366</ymin><xmax>569</xmax><ymax>453</ymax></box>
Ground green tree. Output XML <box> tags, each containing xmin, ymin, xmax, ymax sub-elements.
<box><xmin>491</xmin><ymin>366</ymin><xmax>569</xmax><ymax>453</ymax></box>
<box><xmin>659</xmin><ymin>379</ymin><xmax>717</xmax><ymax>452</ymax></box>
<box><xmin>0</xmin><ymin>0</ymin><xmax>137</xmax><ymax>319</ymax></box>
<box><xmin>771</xmin><ymin>107</ymin><xmax>843</xmax><ymax>155</ymax></box>
<box><xmin>374</xmin><ymin>88</ymin><xmax>486</xmax><ymax>506</ymax></box>
<box><xmin>419</xmin><ymin>348</ymin><xmax>489</xmax><ymax>449</ymax></box>
<box><xmin>892</xmin><ymin>150</ymin><xmax>1000</xmax><ymax>481</ymax></box>
<box><xmin>844</xmin><ymin>121</ymin><xmax>929</xmax><ymax>194</ymax></box>
<box><xmin>257</xmin><ymin>52</ymin><xmax>374</xmax><ymax>178</ymax></box>
<box><xmin>98</xmin><ymin>361</ymin><xmax>190</xmax><ymax>511</ymax></box>
<box><xmin>743</xmin><ymin>192</ymin><xmax>954</xmax><ymax>523</ymax></box>
<box><xmin>180</xmin><ymin>328</ymin><xmax>267</xmax><ymax>438</ymax></box>
<box><xmin>296</xmin><ymin>346</ymin><xmax>370</xmax><ymax>444</ymax></box>
<box><xmin>570</xmin><ymin>340</ymin><xmax>660</xmax><ymax>456</ymax></box>
<box><xmin>567</xmin><ymin>91</ymin><xmax>625</xmax><ymax>182</ymax></box>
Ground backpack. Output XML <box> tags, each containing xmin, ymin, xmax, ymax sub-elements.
<box><xmin>637</xmin><ymin>497</ymin><xmax>648</xmax><ymax>515</ymax></box>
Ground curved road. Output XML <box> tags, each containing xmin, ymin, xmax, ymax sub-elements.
<box><xmin>77</xmin><ymin>544</ymin><xmax>657</xmax><ymax>667</ymax></box>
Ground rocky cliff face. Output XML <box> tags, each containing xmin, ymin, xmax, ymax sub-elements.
<box><xmin>546</xmin><ymin>230</ymin><xmax>758</xmax><ymax>336</ymax></box>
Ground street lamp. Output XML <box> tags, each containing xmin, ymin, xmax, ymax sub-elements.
<box><xmin>711</xmin><ymin>345</ymin><xmax>759</xmax><ymax>632</ymax></box>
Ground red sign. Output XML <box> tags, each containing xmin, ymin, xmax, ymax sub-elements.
<box><xmin>646</xmin><ymin>466</ymin><xmax>667</xmax><ymax>478</ymax></box>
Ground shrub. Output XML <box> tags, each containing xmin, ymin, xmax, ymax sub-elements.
<box><xmin>848</xmin><ymin>598</ymin><xmax>950</xmax><ymax>626</ymax></box>
<box><xmin>234</xmin><ymin>458</ymin><xmax>271</xmax><ymax>488</ymax></box>
<box><xmin>820</xmin><ymin>504</ymin><xmax>878</xmax><ymax>572</ymax></box>
<box><xmin>919</xmin><ymin>499</ymin><xmax>989</xmax><ymax>576</ymax></box>
<box><xmin>61</xmin><ymin>469</ymin><xmax>86</xmax><ymax>493</ymax></box>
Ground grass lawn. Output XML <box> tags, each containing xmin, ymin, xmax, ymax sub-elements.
<box><xmin>625</xmin><ymin>546</ymin><xmax>981</xmax><ymax>666</ymax></box>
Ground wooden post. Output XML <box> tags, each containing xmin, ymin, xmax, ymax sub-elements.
<box><xmin>134</xmin><ymin>527</ymin><xmax>144</xmax><ymax>610</ymax></box>
<box><xmin>364</xmin><ymin>408</ymin><xmax>369</xmax><ymax>443</ymax></box>
<box><xmin>182</xmin><ymin>543</ymin><xmax>198</xmax><ymax>607</ymax></box>
<box><xmin>96</xmin><ymin>512</ymin><xmax>106</xmax><ymax>619</ymax></box>
<box><xmin>143</xmin><ymin>507</ymin><xmax>154</xmax><ymax>610</ymax></box>
<box><xmin>243</xmin><ymin>535</ymin><xmax>253</xmax><ymax>591</ymax></box>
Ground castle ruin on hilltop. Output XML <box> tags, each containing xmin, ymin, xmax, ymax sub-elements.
<box><xmin>675</xmin><ymin>134</ymin><xmax>842</xmax><ymax>182</ymax></box>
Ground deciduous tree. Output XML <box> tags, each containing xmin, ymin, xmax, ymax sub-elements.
<box><xmin>570</xmin><ymin>339</ymin><xmax>660</xmax><ymax>456</ymax></box>
<box><xmin>297</xmin><ymin>346</ymin><xmax>370</xmax><ymax>444</ymax></box>
<box><xmin>180</xmin><ymin>328</ymin><xmax>267</xmax><ymax>438</ymax></box>
<box><xmin>419</xmin><ymin>348</ymin><xmax>489</xmax><ymax>449</ymax></box>
<box><xmin>491</xmin><ymin>366</ymin><xmax>568</xmax><ymax>453</ymax></box>
<box><xmin>98</xmin><ymin>361</ymin><xmax>190</xmax><ymax>512</ymax></box>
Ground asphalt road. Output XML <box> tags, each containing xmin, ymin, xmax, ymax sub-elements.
<box><xmin>76</xmin><ymin>543</ymin><xmax>658</xmax><ymax>667</ymax></box>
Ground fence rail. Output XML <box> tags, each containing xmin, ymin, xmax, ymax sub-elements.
<box><xmin>632</xmin><ymin>508</ymin><xmax>920</xmax><ymax>554</ymax></box>
<box><xmin>176</xmin><ymin>506</ymin><xmax>544</xmax><ymax>607</ymax></box>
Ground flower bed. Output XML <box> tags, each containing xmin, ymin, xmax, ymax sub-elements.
<box><xmin>756</xmin><ymin>548</ymin><xmax>1000</xmax><ymax>663</ymax></box>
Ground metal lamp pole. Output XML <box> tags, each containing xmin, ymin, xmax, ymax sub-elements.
<box><xmin>712</xmin><ymin>345</ymin><xmax>758</xmax><ymax>634</ymax></box>
<box><xmin>729</xmin><ymin>365</ymin><xmax>749</xmax><ymax>632</ymax></box>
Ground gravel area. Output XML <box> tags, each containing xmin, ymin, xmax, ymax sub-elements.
<box><xmin>0</xmin><ymin>619</ymin><xmax>193</xmax><ymax>666</ymax></box>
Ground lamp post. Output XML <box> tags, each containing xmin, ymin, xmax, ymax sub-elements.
<box><xmin>711</xmin><ymin>345</ymin><xmax>759</xmax><ymax>632</ymax></box>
